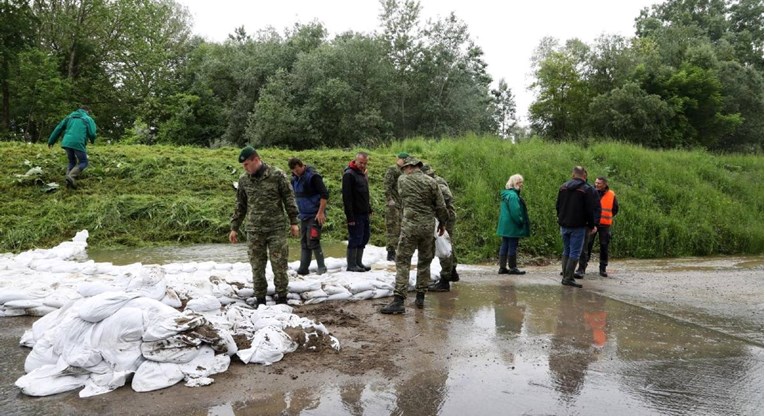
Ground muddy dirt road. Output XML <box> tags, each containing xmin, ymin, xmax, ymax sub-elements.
<box><xmin>0</xmin><ymin>256</ymin><xmax>761</xmax><ymax>415</ymax></box>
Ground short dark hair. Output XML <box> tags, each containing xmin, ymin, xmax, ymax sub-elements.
<box><xmin>572</xmin><ymin>166</ymin><xmax>586</xmax><ymax>177</ymax></box>
<box><xmin>79</xmin><ymin>105</ymin><xmax>91</xmax><ymax>113</ymax></box>
<box><xmin>288</xmin><ymin>158</ymin><xmax>304</xmax><ymax>169</ymax></box>
<box><xmin>597</xmin><ymin>176</ymin><xmax>608</xmax><ymax>184</ymax></box>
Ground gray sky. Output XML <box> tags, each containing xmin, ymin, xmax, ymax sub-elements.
<box><xmin>178</xmin><ymin>0</ymin><xmax>662</xmax><ymax>125</ymax></box>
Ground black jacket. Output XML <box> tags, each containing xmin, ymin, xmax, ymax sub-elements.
<box><xmin>556</xmin><ymin>178</ymin><xmax>596</xmax><ymax>228</ymax></box>
<box><xmin>342</xmin><ymin>164</ymin><xmax>371</xmax><ymax>221</ymax></box>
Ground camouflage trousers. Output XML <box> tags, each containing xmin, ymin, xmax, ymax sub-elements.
<box><xmin>394</xmin><ymin>226</ymin><xmax>435</xmax><ymax>299</ymax></box>
<box><xmin>385</xmin><ymin>204</ymin><xmax>401</xmax><ymax>252</ymax></box>
<box><xmin>247</xmin><ymin>231</ymin><xmax>289</xmax><ymax>298</ymax></box>
<box><xmin>438</xmin><ymin>219</ymin><xmax>457</xmax><ymax>278</ymax></box>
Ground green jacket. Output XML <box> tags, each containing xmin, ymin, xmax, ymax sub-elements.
<box><xmin>496</xmin><ymin>189</ymin><xmax>530</xmax><ymax>238</ymax></box>
<box><xmin>231</xmin><ymin>163</ymin><xmax>299</xmax><ymax>234</ymax></box>
<box><xmin>48</xmin><ymin>109</ymin><xmax>97</xmax><ymax>152</ymax></box>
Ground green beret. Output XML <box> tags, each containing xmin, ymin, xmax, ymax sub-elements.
<box><xmin>396</xmin><ymin>152</ymin><xmax>410</xmax><ymax>159</ymax></box>
<box><xmin>238</xmin><ymin>146</ymin><xmax>257</xmax><ymax>163</ymax></box>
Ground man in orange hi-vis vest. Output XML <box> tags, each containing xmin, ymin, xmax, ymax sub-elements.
<box><xmin>576</xmin><ymin>176</ymin><xmax>619</xmax><ymax>277</ymax></box>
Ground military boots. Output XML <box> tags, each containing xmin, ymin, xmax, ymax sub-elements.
<box><xmin>415</xmin><ymin>292</ymin><xmax>425</xmax><ymax>309</ymax></box>
<box><xmin>380</xmin><ymin>296</ymin><xmax>405</xmax><ymax>314</ymax></box>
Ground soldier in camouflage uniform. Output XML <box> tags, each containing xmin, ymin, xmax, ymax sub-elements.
<box><xmin>381</xmin><ymin>157</ymin><xmax>448</xmax><ymax>314</ymax></box>
<box><xmin>422</xmin><ymin>164</ymin><xmax>459</xmax><ymax>292</ymax></box>
<box><xmin>229</xmin><ymin>146</ymin><xmax>299</xmax><ymax>306</ymax></box>
<box><xmin>383</xmin><ymin>152</ymin><xmax>408</xmax><ymax>261</ymax></box>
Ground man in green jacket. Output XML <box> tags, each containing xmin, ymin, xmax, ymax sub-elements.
<box><xmin>47</xmin><ymin>105</ymin><xmax>97</xmax><ymax>189</ymax></box>
<box><xmin>230</xmin><ymin>146</ymin><xmax>300</xmax><ymax>306</ymax></box>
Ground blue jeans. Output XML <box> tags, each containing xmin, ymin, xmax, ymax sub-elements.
<box><xmin>347</xmin><ymin>213</ymin><xmax>370</xmax><ymax>249</ymax></box>
<box><xmin>499</xmin><ymin>237</ymin><xmax>519</xmax><ymax>256</ymax></box>
<box><xmin>560</xmin><ymin>227</ymin><xmax>586</xmax><ymax>259</ymax></box>
<box><xmin>64</xmin><ymin>147</ymin><xmax>88</xmax><ymax>172</ymax></box>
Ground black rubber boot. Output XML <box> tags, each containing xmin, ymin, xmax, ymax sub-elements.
<box><xmin>599</xmin><ymin>265</ymin><xmax>608</xmax><ymax>277</ymax></box>
<box><xmin>380</xmin><ymin>296</ymin><xmax>405</xmax><ymax>314</ymax></box>
<box><xmin>498</xmin><ymin>255</ymin><xmax>509</xmax><ymax>274</ymax></box>
<box><xmin>296</xmin><ymin>249</ymin><xmax>311</xmax><ymax>275</ymax></box>
<box><xmin>275</xmin><ymin>293</ymin><xmax>289</xmax><ymax>305</ymax></box>
<box><xmin>387</xmin><ymin>249</ymin><xmax>396</xmax><ymax>261</ymax></box>
<box><xmin>508</xmin><ymin>255</ymin><xmax>526</xmax><ymax>275</ymax></box>
<box><xmin>429</xmin><ymin>278</ymin><xmax>450</xmax><ymax>292</ymax></box>
<box><xmin>450</xmin><ymin>265</ymin><xmax>460</xmax><ymax>282</ymax></box>
<box><xmin>562</xmin><ymin>257</ymin><xmax>583</xmax><ymax>288</ymax></box>
<box><xmin>415</xmin><ymin>292</ymin><xmax>425</xmax><ymax>309</ymax></box>
<box><xmin>346</xmin><ymin>248</ymin><xmax>364</xmax><ymax>272</ymax></box>
<box><xmin>313</xmin><ymin>248</ymin><xmax>327</xmax><ymax>274</ymax></box>
<box><xmin>255</xmin><ymin>297</ymin><xmax>267</xmax><ymax>307</ymax></box>
<box><xmin>574</xmin><ymin>261</ymin><xmax>587</xmax><ymax>279</ymax></box>
<box><xmin>356</xmin><ymin>247</ymin><xmax>371</xmax><ymax>272</ymax></box>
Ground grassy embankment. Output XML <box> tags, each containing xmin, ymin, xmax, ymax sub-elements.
<box><xmin>1</xmin><ymin>137</ymin><xmax>762</xmax><ymax>262</ymax></box>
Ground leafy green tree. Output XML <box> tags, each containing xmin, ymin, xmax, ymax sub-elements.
<box><xmin>491</xmin><ymin>79</ymin><xmax>516</xmax><ymax>139</ymax></box>
<box><xmin>0</xmin><ymin>0</ymin><xmax>37</xmax><ymax>132</ymax></box>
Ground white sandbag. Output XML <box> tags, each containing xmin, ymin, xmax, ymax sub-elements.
<box><xmin>26</xmin><ymin>305</ymin><xmax>59</xmax><ymax>317</ymax></box>
<box><xmin>179</xmin><ymin>346</ymin><xmax>230</xmax><ymax>378</ymax></box>
<box><xmin>237</xmin><ymin>288</ymin><xmax>254</xmax><ymax>298</ymax></box>
<box><xmin>15</xmin><ymin>360</ymin><xmax>89</xmax><ymax>396</ymax></box>
<box><xmin>304</xmin><ymin>297</ymin><xmax>327</xmax><ymax>305</ymax></box>
<box><xmin>322</xmin><ymin>285</ymin><xmax>350</xmax><ymax>296</ymax></box>
<box><xmin>78</xmin><ymin>282</ymin><xmax>119</xmax><ymax>298</ymax></box>
<box><xmin>43</xmin><ymin>289</ymin><xmax>81</xmax><ymax>308</ymax></box>
<box><xmin>60</xmin><ymin>319</ymin><xmax>102</xmax><ymax>368</ymax></box>
<box><xmin>90</xmin><ymin>307</ymin><xmax>144</xmax><ymax>372</ymax></box>
<box><xmin>351</xmin><ymin>289</ymin><xmax>376</xmax><ymax>300</ymax></box>
<box><xmin>347</xmin><ymin>281</ymin><xmax>376</xmax><ymax>294</ymax></box>
<box><xmin>0</xmin><ymin>289</ymin><xmax>36</xmax><ymax>304</ymax></box>
<box><xmin>185</xmin><ymin>295</ymin><xmax>221</xmax><ymax>312</ymax></box>
<box><xmin>78</xmin><ymin>292</ymin><xmax>141</xmax><ymax>323</ymax></box>
<box><xmin>140</xmin><ymin>338</ymin><xmax>201</xmax><ymax>364</ymax></box>
<box><xmin>125</xmin><ymin>266</ymin><xmax>167</xmax><ymax>300</ymax></box>
<box><xmin>5</xmin><ymin>299</ymin><xmax>44</xmax><ymax>309</ymax></box>
<box><xmin>142</xmin><ymin>309</ymin><xmax>203</xmax><ymax>342</ymax></box>
<box><xmin>300</xmin><ymin>288</ymin><xmax>328</xmax><ymax>300</ymax></box>
<box><xmin>326</xmin><ymin>292</ymin><xmax>353</xmax><ymax>301</ymax></box>
<box><xmin>2</xmin><ymin>307</ymin><xmax>28</xmax><ymax>316</ymax></box>
<box><xmin>19</xmin><ymin>329</ymin><xmax>34</xmax><ymax>348</ymax></box>
<box><xmin>160</xmin><ymin>288</ymin><xmax>182</xmax><ymax>308</ymax></box>
<box><xmin>24</xmin><ymin>338</ymin><xmax>58</xmax><ymax>372</ymax></box>
<box><xmin>288</xmin><ymin>280</ymin><xmax>321</xmax><ymax>293</ymax></box>
<box><xmin>236</xmin><ymin>326</ymin><xmax>296</xmax><ymax>365</ymax></box>
<box><xmin>131</xmin><ymin>361</ymin><xmax>185</xmax><ymax>392</ymax></box>
<box><xmin>373</xmin><ymin>289</ymin><xmax>393</xmax><ymax>299</ymax></box>
<box><xmin>79</xmin><ymin>370</ymin><xmax>130</xmax><ymax>398</ymax></box>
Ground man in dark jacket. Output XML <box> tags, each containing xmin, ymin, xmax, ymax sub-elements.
<box><xmin>289</xmin><ymin>158</ymin><xmax>329</xmax><ymax>275</ymax></box>
<box><xmin>556</xmin><ymin>166</ymin><xmax>597</xmax><ymax>288</ymax></box>
<box><xmin>47</xmin><ymin>105</ymin><xmax>97</xmax><ymax>189</ymax></box>
<box><xmin>576</xmin><ymin>176</ymin><xmax>619</xmax><ymax>277</ymax></box>
<box><xmin>342</xmin><ymin>152</ymin><xmax>372</xmax><ymax>272</ymax></box>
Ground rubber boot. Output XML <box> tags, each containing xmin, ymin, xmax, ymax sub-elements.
<box><xmin>296</xmin><ymin>249</ymin><xmax>311</xmax><ymax>275</ymax></box>
<box><xmin>599</xmin><ymin>265</ymin><xmax>608</xmax><ymax>277</ymax></box>
<box><xmin>275</xmin><ymin>293</ymin><xmax>289</xmax><ymax>305</ymax></box>
<box><xmin>387</xmin><ymin>249</ymin><xmax>396</xmax><ymax>262</ymax></box>
<box><xmin>356</xmin><ymin>247</ymin><xmax>371</xmax><ymax>272</ymax></box>
<box><xmin>415</xmin><ymin>292</ymin><xmax>425</xmax><ymax>309</ymax></box>
<box><xmin>508</xmin><ymin>255</ymin><xmax>526</xmax><ymax>275</ymax></box>
<box><xmin>346</xmin><ymin>248</ymin><xmax>364</xmax><ymax>272</ymax></box>
<box><xmin>498</xmin><ymin>255</ymin><xmax>509</xmax><ymax>274</ymax></box>
<box><xmin>66</xmin><ymin>166</ymin><xmax>81</xmax><ymax>189</ymax></box>
<box><xmin>450</xmin><ymin>265</ymin><xmax>460</xmax><ymax>282</ymax></box>
<box><xmin>313</xmin><ymin>248</ymin><xmax>327</xmax><ymax>274</ymax></box>
<box><xmin>255</xmin><ymin>297</ymin><xmax>267</xmax><ymax>307</ymax></box>
<box><xmin>562</xmin><ymin>257</ymin><xmax>583</xmax><ymax>288</ymax></box>
<box><xmin>429</xmin><ymin>277</ymin><xmax>450</xmax><ymax>292</ymax></box>
<box><xmin>380</xmin><ymin>296</ymin><xmax>405</xmax><ymax>314</ymax></box>
<box><xmin>560</xmin><ymin>256</ymin><xmax>566</xmax><ymax>276</ymax></box>
<box><xmin>574</xmin><ymin>260</ymin><xmax>587</xmax><ymax>279</ymax></box>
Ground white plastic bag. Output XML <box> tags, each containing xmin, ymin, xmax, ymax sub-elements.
<box><xmin>435</xmin><ymin>229</ymin><xmax>452</xmax><ymax>259</ymax></box>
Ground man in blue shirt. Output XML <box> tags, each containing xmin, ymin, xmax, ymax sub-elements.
<box><xmin>289</xmin><ymin>158</ymin><xmax>329</xmax><ymax>275</ymax></box>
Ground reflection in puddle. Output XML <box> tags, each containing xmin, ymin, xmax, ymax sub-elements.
<box><xmin>206</xmin><ymin>283</ymin><xmax>762</xmax><ymax>415</ymax></box>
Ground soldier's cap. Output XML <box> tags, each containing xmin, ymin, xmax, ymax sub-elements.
<box><xmin>396</xmin><ymin>152</ymin><xmax>410</xmax><ymax>159</ymax></box>
<box><xmin>400</xmin><ymin>156</ymin><xmax>423</xmax><ymax>169</ymax></box>
<box><xmin>238</xmin><ymin>146</ymin><xmax>257</xmax><ymax>163</ymax></box>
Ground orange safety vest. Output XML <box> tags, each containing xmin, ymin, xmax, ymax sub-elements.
<box><xmin>600</xmin><ymin>190</ymin><xmax>615</xmax><ymax>226</ymax></box>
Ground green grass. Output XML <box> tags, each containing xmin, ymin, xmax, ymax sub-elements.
<box><xmin>1</xmin><ymin>138</ymin><xmax>762</xmax><ymax>262</ymax></box>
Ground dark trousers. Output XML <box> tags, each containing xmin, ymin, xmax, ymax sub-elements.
<box><xmin>64</xmin><ymin>147</ymin><xmax>88</xmax><ymax>172</ymax></box>
<box><xmin>499</xmin><ymin>237</ymin><xmax>519</xmax><ymax>256</ymax></box>
<box><xmin>581</xmin><ymin>226</ymin><xmax>612</xmax><ymax>267</ymax></box>
<box><xmin>299</xmin><ymin>217</ymin><xmax>322</xmax><ymax>250</ymax></box>
<box><xmin>347</xmin><ymin>213</ymin><xmax>370</xmax><ymax>249</ymax></box>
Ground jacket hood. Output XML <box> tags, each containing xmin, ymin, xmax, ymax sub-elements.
<box><xmin>563</xmin><ymin>178</ymin><xmax>586</xmax><ymax>190</ymax></box>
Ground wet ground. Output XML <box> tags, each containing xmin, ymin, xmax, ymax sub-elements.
<box><xmin>0</xmin><ymin>255</ymin><xmax>761</xmax><ymax>415</ymax></box>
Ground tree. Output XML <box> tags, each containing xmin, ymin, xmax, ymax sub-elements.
<box><xmin>0</xmin><ymin>0</ymin><xmax>37</xmax><ymax>132</ymax></box>
<box><xmin>491</xmin><ymin>79</ymin><xmax>516</xmax><ymax>139</ymax></box>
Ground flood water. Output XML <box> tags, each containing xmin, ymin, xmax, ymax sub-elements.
<box><xmin>1</xmin><ymin>245</ymin><xmax>762</xmax><ymax>415</ymax></box>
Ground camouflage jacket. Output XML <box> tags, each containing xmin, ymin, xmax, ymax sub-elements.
<box><xmin>231</xmin><ymin>163</ymin><xmax>299</xmax><ymax>234</ymax></box>
<box><xmin>384</xmin><ymin>165</ymin><xmax>402</xmax><ymax>206</ymax></box>
<box><xmin>397</xmin><ymin>170</ymin><xmax>448</xmax><ymax>232</ymax></box>
<box><xmin>433</xmin><ymin>175</ymin><xmax>456</xmax><ymax>222</ymax></box>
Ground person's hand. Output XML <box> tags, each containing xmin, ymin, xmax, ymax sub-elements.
<box><xmin>315</xmin><ymin>211</ymin><xmax>326</xmax><ymax>226</ymax></box>
<box><xmin>228</xmin><ymin>230</ymin><xmax>238</xmax><ymax>244</ymax></box>
<box><xmin>347</xmin><ymin>220</ymin><xmax>355</xmax><ymax>226</ymax></box>
<box><xmin>290</xmin><ymin>224</ymin><xmax>299</xmax><ymax>237</ymax></box>
<box><xmin>590</xmin><ymin>226</ymin><xmax>597</xmax><ymax>235</ymax></box>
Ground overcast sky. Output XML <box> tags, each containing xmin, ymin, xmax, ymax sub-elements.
<box><xmin>177</xmin><ymin>0</ymin><xmax>662</xmax><ymax>125</ymax></box>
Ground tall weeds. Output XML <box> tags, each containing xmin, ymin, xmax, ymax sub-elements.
<box><xmin>1</xmin><ymin>139</ymin><xmax>761</xmax><ymax>262</ymax></box>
